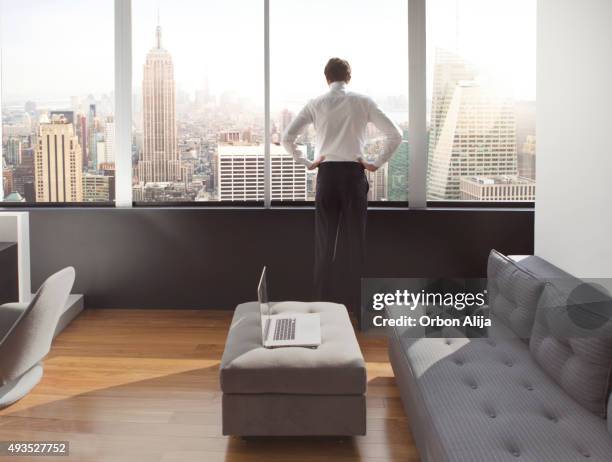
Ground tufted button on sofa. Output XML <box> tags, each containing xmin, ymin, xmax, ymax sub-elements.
<box><xmin>387</xmin><ymin>251</ymin><xmax>612</xmax><ymax>462</ymax></box>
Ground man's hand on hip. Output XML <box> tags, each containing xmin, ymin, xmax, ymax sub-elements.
<box><xmin>309</xmin><ymin>156</ymin><xmax>326</xmax><ymax>170</ymax></box>
<box><xmin>359</xmin><ymin>158</ymin><xmax>378</xmax><ymax>172</ymax></box>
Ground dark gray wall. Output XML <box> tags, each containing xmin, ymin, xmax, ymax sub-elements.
<box><xmin>26</xmin><ymin>208</ymin><xmax>534</xmax><ymax>310</ymax></box>
<box><xmin>0</xmin><ymin>242</ymin><xmax>19</xmax><ymax>305</ymax></box>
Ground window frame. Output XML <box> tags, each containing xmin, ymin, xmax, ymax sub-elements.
<box><xmin>0</xmin><ymin>0</ymin><xmax>534</xmax><ymax>210</ymax></box>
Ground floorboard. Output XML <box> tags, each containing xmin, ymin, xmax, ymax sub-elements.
<box><xmin>0</xmin><ymin>309</ymin><xmax>419</xmax><ymax>462</ymax></box>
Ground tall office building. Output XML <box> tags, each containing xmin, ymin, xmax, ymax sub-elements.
<box><xmin>136</xmin><ymin>22</ymin><xmax>181</xmax><ymax>184</ymax></box>
<box><xmin>77</xmin><ymin>115</ymin><xmax>88</xmax><ymax>167</ymax></box>
<box><xmin>518</xmin><ymin>135</ymin><xmax>536</xmax><ymax>180</ymax></box>
<box><xmin>427</xmin><ymin>49</ymin><xmax>519</xmax><ymax>200</ymax></box>
<box><xmin>367</xmin><ymin>164</ymin><xmax>389</xmax><ymax>201</ymax></box>
<box><xmin>388</xmin><ymin>130</ymin><xmax>410</xmax><ymax>201</ymax></box>
<box><xmin>87</xmin><ymin>104</ymin><xmax>98</xmax><ymax>168</ymax></box>
<box><xmin>427</xmin><ymin>80</ymin><xmax>518</xmax><ymax>200</ymax></box>
<box><xmin>5</xmin><ymin>138</ymin><xmax>22</xmax><ymax>166</ymax></box>
<box><xmin>34</xmin><ymin>114</ymin><xmax>83</xmax><ymax>202</ymax></box>
<box><xmin>96</xmin><ymin>141</ymin><xmax>106</xmax><ymax>169</ymax></box>
<box><xmin>3</xmin><ymin>167</ymin><xmax>14</xmax><ymax>197</ymax></box>
<box><xmin>428</xmin><ymin>49</ymin><xmax>477</xmax><ymax>167</ymax></box>
<box><xmin>103</xmin><ymin>118</ymin><xmax>115</xmax><ymax>165</ymax></box>
<box><xmin>14</xmin><ymin>147</ymin><xmax>35</xmax><ymax>199</ymax></box>
<box><xmin>217</xmin><ymin>144</ymin><xmax>307</xmax><ymax>201</ymax></box>
<box><xmin>362</xmin><ymin>137</ymin><xmax>395</xmax><ymax>201</ymax></box>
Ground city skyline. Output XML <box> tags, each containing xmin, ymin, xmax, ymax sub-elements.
<box><xmin>1</xmin><ymin>0</ymin><xmax>536</xmax><ymax>204</ymax></box>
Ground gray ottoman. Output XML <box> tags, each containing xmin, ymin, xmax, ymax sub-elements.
<box><xmin>220</xmin><ymin>301</ymin><xmax>367</xmax><ymax>436</ymax></box>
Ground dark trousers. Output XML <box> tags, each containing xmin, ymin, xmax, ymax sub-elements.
<box><xmin>314</xmin><ymin>162</ymin><xmax>369</xmax><ymax>314</ymax></box>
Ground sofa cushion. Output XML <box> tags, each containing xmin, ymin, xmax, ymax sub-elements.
<box><xmin>220</xmin><ymin>301</ymin><xmax>366</xmax><ymax>395</ymax></box>
<box><xmin>388</xmin><ymin>319</ymin><xmax>612</xmax><ymax>462</ymax></box>
<box><xmin>487</xmin><ymin>250</ymin><xmax>545</xmax><ymax>340</ymax></box>
<box><xmin>530</xmin><ymin>282</ymin><xmax>612</xmax><ymax>418</ymax></box>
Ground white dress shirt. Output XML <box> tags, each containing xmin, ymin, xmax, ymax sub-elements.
<box><xmin>281</xmin><ymin>81</ymin><xmax>403</xmax><ymax>169</ymax></box>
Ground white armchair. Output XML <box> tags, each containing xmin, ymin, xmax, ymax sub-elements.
<box><xmin>0</xmin><ymin>267</ymin><xmax>75</xmax><ymax>408</ymax></box>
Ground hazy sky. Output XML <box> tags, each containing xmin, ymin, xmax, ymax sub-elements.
<box><xmin>0</xmin><ymin>0</ymin><xmax>114</xmax><ymax>102</ymax></box>
<box><xmin>427</xmin><ymin>0</ymin><xmax>536</xmax><ymax>101</ymax></box>
<box><xmin>0</xmin><ymin>0</ymin><xmax>536</xmax><ymax>108</ymax></box>
<box><xmin>133</xmin><ymin>0</ymin><xmax>263</xmax><ymax>105</ymax></box>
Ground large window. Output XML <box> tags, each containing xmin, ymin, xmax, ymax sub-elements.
<box><xmin>0</xmin><ymin>0</ymin><xmax>536</xmax><ymax>208</ymax></box>
<box><xmin>0</xmin><ymin>0</ymin><xmax>115</xmax><ymax>204</ymax></box>
<box><xmin>271</xmin><ymin>0</ymin><xmax>409</xmax><ymax>203</ymax></box>
<box><xmin>426</xmin><ymin>0</ymin><xmax>536</xmax><ymax>202</ymax></box>
<box><xmin>131</xmin><ymin>0</ymin><xmax>264</xmax><ymax>203</ymax></box>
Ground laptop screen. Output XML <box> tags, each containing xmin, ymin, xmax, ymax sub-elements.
<box><xmin>257</xmin><ymin>267</ymin><xmax>269</xmax><ymax>342</ymax></box>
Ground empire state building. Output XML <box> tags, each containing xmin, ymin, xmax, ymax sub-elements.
<box><xmin>137</xmin><ymin>22</ymin><xmax>181</xmax><ymax>184</ymax></box>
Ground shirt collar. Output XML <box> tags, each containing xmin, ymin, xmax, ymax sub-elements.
<box><xmin>329</xmin><ymin>81</ymin><xmax>347</xmax><ymax>92</ymax></box>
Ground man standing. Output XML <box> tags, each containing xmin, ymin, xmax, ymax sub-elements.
<box><xmin>282</xmin><ymin>57</ymin><xmax>402</xmax><ymax>314</ymax></box>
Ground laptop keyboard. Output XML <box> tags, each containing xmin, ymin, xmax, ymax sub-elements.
<box><xmin>273</xmin><ymin>318</ymin><xmax>296</xmax><ymax>341</ymax></box>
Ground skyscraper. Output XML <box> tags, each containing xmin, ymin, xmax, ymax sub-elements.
<box><xmin>367</xmin><ymin>164</ymin><xmax>388</xmax><ymax>201</ymax></box>
<box><xmin>518</xmin><ymin>135</ymin><xmax>536</xmax><ymax>180</ymax></box>
<box><xmin>427</xmin><ymin>49</ymin><xmax>518</xmax><ymax>200</ymax></box>
<box><xmin>35</xmin><ymin>114</ymin><xmax>83</xmax><ymax>202</ymax></box>
<box><xmin>217</xmin><ymin>144</ymin><xmax>307</xmax><ymax>201</ymax></box>
<box><xmin>78</xmin><ymin>115</ymin><xmax>88</xmax><ymax>168</ymax></box>
<box><xmin>137</xmin><ymin>21</ymin><xmax>181</xmax><ymax>184</ymax></box>
<box><xmin>5</xmin><ymin>137</ymin><xmax>22</xmax><ymax>166</ymax></box>
<box><xmin>428</xmin><ymin>81</ymin><xmax>518</xmax><ymax>200</ymax></box>
<box><xmin>388</xmin><ymin>129</ymin><xmax>410</xmax><ymax>201</ymax></box>
<box><xmin>14</xmin><ymin>147</ymin><xmax>35</xmax><ymax>199</ymax></box>
<box><xmin>103</xmin><ymin>117</ymin><xmax>115</xmax><ymax>166</ymax></box>
<box><xmin>3</xmin><ymin>167</ymin><xmax>14</xmax><ymax>197</ymax></box>
<box><xmin>427</xmin><ymin>49</ymin><xmax>476</xmax><ymax>167</ymax></box>
<box><xmin>87</xmin><ymin>104</ymin><xmax>98</xmax><ymax>169</ymax></box>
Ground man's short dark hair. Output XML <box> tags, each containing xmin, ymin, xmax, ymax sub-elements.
<box><xmin>324</xmin><ymin>58</ymin><xmax>352</xmax><ymax>83</ymax></box>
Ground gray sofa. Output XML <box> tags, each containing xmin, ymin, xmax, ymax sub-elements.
<box><xmin>388</xmin><ymin>250</ymin><xmax>612</xmax><ymax>462</ymax></box>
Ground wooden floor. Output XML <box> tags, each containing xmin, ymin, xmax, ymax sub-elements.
<box><xmin>0</xmin><ymin>310</ymin><xmax>419</xmax><ymax>462</ymax></box>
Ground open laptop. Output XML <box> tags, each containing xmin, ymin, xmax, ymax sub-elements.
<box><xmin>258</xmin><ymin>267</ymin><xmax>321</xmax><ymax>348</ymax></box>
